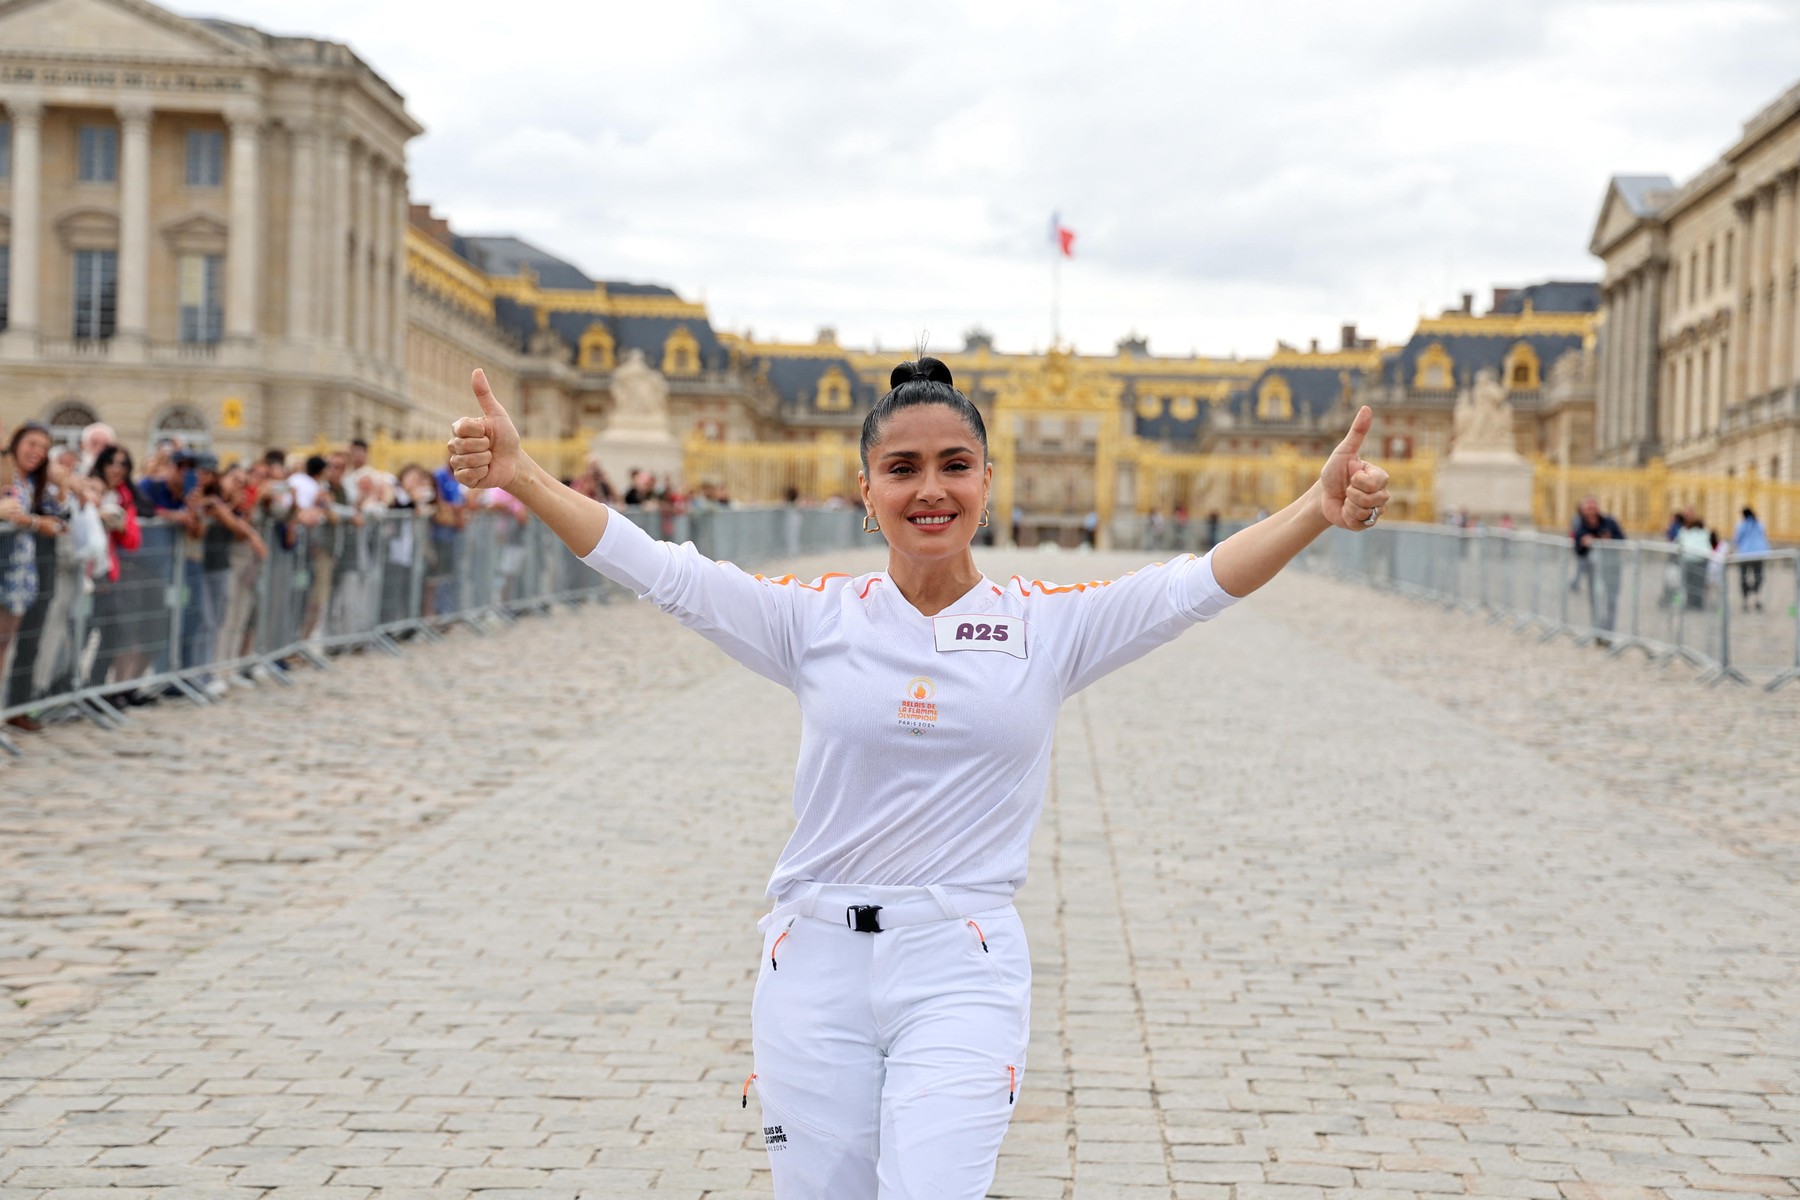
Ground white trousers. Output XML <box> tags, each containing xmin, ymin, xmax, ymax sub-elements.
<box><xmin>751</xmin><ymin>884</ymin><xmax>1031</xmax><ymax>1200</ymax></box>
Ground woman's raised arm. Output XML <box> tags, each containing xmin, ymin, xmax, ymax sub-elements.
<box><xmin>1208</xmin><ymin>406</ymin><xmax>1390</xmax><ymax>597</ymax></box>
<box><xmin>447</xmin><ymin>368</ymin><xmax>609</xmax><ymax>557</ymax></box>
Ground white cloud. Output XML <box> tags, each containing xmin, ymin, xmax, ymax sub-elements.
<box><xmin>202</xmin><ymin>0</ymin><xmax>1800</xmax><ymax>354</ymax></box>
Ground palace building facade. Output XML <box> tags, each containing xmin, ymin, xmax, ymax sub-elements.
<box><xmin>1</xmin><ymin>0</ymin><xmax>1600</xmax><ymax>526</ymax></box>
<box><xmin>1592</xmin><ymin>77</ymin><xmax>1800</xmax><ymax>482</ymax></box>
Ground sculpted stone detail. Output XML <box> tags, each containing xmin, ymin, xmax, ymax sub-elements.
<box><xmin>609</xmin><ymin>348</ymin><xmax>675</xmax><ymax>434</ymax></box>
<box><xmin>1452</xmin><ymin>367</ymin><xmax>1517</xmax><ymax>457</ymax></box>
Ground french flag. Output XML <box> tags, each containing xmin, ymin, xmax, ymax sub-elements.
<box><xmin>1049</xmin><ymin>211</ymin><xmax>1075</xmax><ymax>258</ymax></box>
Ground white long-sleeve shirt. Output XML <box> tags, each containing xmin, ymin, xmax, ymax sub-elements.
<box><xmin>582</xmin><ymin>514</ymin><xmax>1239</xmax><ymax>900</ymax></box>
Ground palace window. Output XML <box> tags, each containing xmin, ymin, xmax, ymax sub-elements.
<box><xmin>185</xmin><ymin>130</ymin><xmax>224</xmax><ymax>188</ymax></box>
<box><xmin>1255</xmin><ymin>374</ymin><xmax>1292</xmax><ymax>421</ymax></box>
<box><xmin>1503</xmin><ymin>342</ymin><xmax>1541</xmax><ymax>391</ymax></box>
<box><xmin>815</xmin><ymin>367</ymin><xmax>851</xmax><ymax>411</ymax></box>
<box><xmin>1668</xmin><ymin>262</ymin><xmax>1680</xmax><ymax>308</ymax></box>
<box><xmin>151</xmin><ymin>404</ymin><xmax>211</xmax><ymax>452</ymax></box>
<box><xmin>78</xmin><ymin>125</ymin><xmax>118</xmax><ymax>183</ymax></box>
<box><xmin>661</xmin><ymin>325</ymin><xmax>700</xmax><ymax>376</ymax></box>
<box><xmin>0</xmin><ymin>121</ymin><xmax>10</xmax><ymax>179</ymax></box>
<box><xmin>1414</xmin><ymin>342</ymin><xmax>1454</xmax><ymax>390</ymax></box>
<box><xmin>72</xmin><ymin>249</ymin><xmax>117</xmax><ymax>340</ymax></box>
<box><xmin>178</xmin><ymin>254</ymin><xmax>223</xmax><ymax>343</ymax></box>
<box><xmin>579</xmin><ymin>322</ymin><xmax>615</xmax><ymax>371</ymax></box>
<box><xmin>45</xmin><ymin>400</ymin><xmax>101</xmax><ymax>451</ymax></box>
<box><xmin>1705</xmin><ymin>242</ymin><xmax>1715</xmax><ymax>295</ymax></box>
<box><xmin>0</xmin><ymin>245</ymin><xmax>8</xmax><ymax>332</ymax></box>
<box><xmin>1689</xmin><ymin>251</ymin><xmax>1698</xmax><ymax>305</ymax></box>
<box><xmin>1169</xmin><ymin>394</ymin><xmax>1198</xmax><ymax>421</ymax></box>
<box><xmin>1135</xmin><ymin>393</ymin><xmax>1163</xmax><ymax>421</ymax></box>
<box><xmin>1724</xmin><ymin>232</ymin><xmax>1734</xmax><ymax>285</ymax></box>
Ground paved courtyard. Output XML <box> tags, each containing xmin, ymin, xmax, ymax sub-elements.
<box><xmin>2</xmin><ymin>546</ymin><xmax>1798</xmax><ymax>1200</ymax></box>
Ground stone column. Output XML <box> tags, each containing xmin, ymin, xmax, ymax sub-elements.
<box><xmin>285</xmin><ymin>126</ymin><xmax>317</xmax><ymax>338</ymax></box>
<box><xmin>2</xmin><ymin>96</ymin><xmax>43</xmax><ymax>352</ymax></box>
<box><xmin>1618</xmin><ymin>273</ymin><xmax>1640</xmax><ymax>455</ymax></box>
<box><xmin>1644</xmin><ymin>262</ymin><xmax>1665</xmax><ymax>458</ymax></box>
<box><xmin>371</xmin><ymin>163</ymin><xmax>391</xmax><ymax>364</ymax></box>
<box><xmin>329</xmin><ymin>135</ymin><xmax>352</xmax><ymax>346</ymax></box>
<box><xmin>1775</xmin><ymin>173</ymin><xmax>1797</xmax><ymax>393</ymax></box>
<box><xmin>351</xmin><ymin>151</ymin><xmax>373</xmax><ymax>357</ymax></box>
<box><xmin>225</xmin><ymin>111</ymin><xmax>262</xmax><ymax>339</ymax></box>
<box><xmin>1728</xmin><ymin>199</ymin><xmax>1756</xmax><ymax>415</ymax></box>
<box><xmin>390</xmin><ymin>168</ymin><xmax>409</xmax><ymax>368</ymax></box>
<box><xmin>115</xmin><ymin>101</ymin><xmax>152</xmax><ymax>350</ymax></box>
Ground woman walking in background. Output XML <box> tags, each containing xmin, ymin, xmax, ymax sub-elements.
<box><xmin>1733</xmin><ymin>506</ymin><xmax>1770</xmax><ymax>612</ymax></box>
<box><xmin>445</xmin><ymin>358</ymin><xmax>1390</xmax><ymax>1199</ymax></box>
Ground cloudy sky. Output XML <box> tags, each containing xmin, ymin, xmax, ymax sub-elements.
<box><xmin>203</xmin><ymin>0</ymin><xmax>1800</xmax><ymax>357</ymax></box>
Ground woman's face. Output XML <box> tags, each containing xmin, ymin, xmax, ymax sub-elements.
<box><xmin>15</xmin><ymin>431</ymin><xmax>50</xmax><ymax>473</ymax></box>
<box><xmin>103</xmin><ymin>456</ymin><xmax>128</xmax><ymax>487</ymax></box>
<box><xmin>859</xmin><ymin>405</ymin><xmax>991</xmax><ymax>561</ymax></box>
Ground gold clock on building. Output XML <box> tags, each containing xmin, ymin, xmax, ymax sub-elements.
<box><xmin>221</xmin><ymin>397</ymin><xmax>244</xmax><ymax>430</ymax></box>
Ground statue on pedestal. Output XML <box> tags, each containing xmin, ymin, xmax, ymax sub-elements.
<box><xmin>592</xmin><ymin>348</ymin><xmax>682</xmax><ymax>485</ymax></box>
<box><xmin>1451</xmin><ymin>368</ymin><xmax>1518</xmax><ymax>459</ymax></box>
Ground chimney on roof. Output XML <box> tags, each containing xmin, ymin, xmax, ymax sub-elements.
<box><xmin>1309</xmin><ymin>338</ymin><xmax>1319</xmax><ymax>353</ymax></box>
<box><xmin>1460</xmin><ymin>292</ymin><xmax>1474</xmax><ymax>315</ymax></box>
<box><xmin>409</xmin><ymin>203</ymin><xmax>454</xmax><ymax>250</ymax></box>
<box><xmin>1340</xmin><ymin>323</ymin><xmax>1357</xmax><ymax>350</ymax></box>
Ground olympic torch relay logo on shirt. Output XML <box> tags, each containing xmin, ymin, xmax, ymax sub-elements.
<box><xmin>898</xmin><ymin>677</ymin><xmax>938</xmax><ymax>733</ymax></box>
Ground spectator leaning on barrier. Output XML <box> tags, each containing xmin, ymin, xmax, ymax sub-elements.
<box><xmin>214</xmin><ymin>464</ymin><xmax>268</xmax><ymax>674</ymax></box>
<box><xmin>1569</xmin><ymin>495</ymin><xmax>1626</xmax><ymax>634</ymax></box>
<box><xmin>33</xmin><ymin>445</ymin><xmax>87</xmax><ymax>698</ymax></box>
<box><xmin>1676</xmin><ymin>510</ymin><xmax>1712</xmax><ymax>612</ymax></box>
<box><xmin>1733</xmin><ymin>507</ymin><xmax>1771</xmax><ymax>613</ymax></box>
<box><xmin>77</xmin><ymin>422</ymin><xmax>116</xmax><ymax>476</ymax></box>
<box><xmin>84</xmin><ymin>445</ymin><xmax>150</xmax><ymax>693</ymax></box>
<box><xmin>0</xmin><ymin>422</ymin><xmax>69</xmax><ymax>731</ymax></box>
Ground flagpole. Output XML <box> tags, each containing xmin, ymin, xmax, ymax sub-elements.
<box><xmin>1052</xmin><ymin>241</ymin><xmax>1061</xmax><ymax>351</ymax></box>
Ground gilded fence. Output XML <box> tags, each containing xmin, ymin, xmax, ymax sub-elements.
<box><xmin>1531</xmin><ymin>461</ymin><xmax>1800</xmax><ymax>541</ymax></box>
<box><xmin>682</xmin><ymin>434</ymin><xmax>863</xmax><ymax>503</ymax></box>
<box><xmin>293</xmin><ymin>434</ymin><xmax>593</xmax><ymax>482</ymax></box>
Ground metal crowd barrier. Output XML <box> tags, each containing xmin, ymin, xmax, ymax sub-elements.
<box><xmin>1294</xmin><ymin>523</ymin><xmax>1800</xmax><ymax>692</ymax></box>
<box><xmin>0</xmin><ymin>503</ymin><xmax>864</xmax><ymax>758</ymax></box>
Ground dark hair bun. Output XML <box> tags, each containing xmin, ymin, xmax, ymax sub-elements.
<box><xmin>890</xmin><ymin>356</ymin><xmax>954</xmax><ymax>389</ymax></box>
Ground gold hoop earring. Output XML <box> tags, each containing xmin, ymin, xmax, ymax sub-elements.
<box><xmin>862</xmin><ymin>513</ymin><xmax>880</xmax><ymax>534</ymax></box>
<box><xmin>978</xmin><ymin>508</ymin><xmax>991</xmax><ymax>528</ymax></box>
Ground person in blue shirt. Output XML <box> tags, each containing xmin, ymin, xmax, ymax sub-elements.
<box><xmin>1732</xmin><ymin>507</ymin><xmax>1771</xmax><ymax>612</ymax></box>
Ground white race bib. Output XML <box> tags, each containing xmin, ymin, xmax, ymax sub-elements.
<box><xmin>933</xmin><ymin>614</ymin><xmax>1027</xmax><ymax>659</ymax></box>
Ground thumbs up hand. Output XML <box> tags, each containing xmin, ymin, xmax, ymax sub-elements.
<box><xmin>447</xmin><ymin>368</ymin><xmax>523</xmax><ymax>492</ymax></box>
<box><xmin>1320</xmin><ymin>406</ymin><xmax>1391</xmax><ymax>531</ymax></box>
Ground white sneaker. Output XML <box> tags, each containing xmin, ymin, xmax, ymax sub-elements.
<box><xmin>202</xmin><ymin>678</ymin><xmax>229</xmax><ymax>698</ymax></box>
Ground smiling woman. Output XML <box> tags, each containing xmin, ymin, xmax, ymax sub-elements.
<box><xmin>444</xmin><ymin>356</ymin><xmax>1389</xmax><ymax>1199</ymax></box>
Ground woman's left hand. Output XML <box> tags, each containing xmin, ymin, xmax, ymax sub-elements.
<box><xmin>1319</xmin><ymin>406</ymin><xmax>1391</xmax><ymax>532</ymax></box>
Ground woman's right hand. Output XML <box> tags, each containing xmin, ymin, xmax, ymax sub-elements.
<box><xmin>448</xmin><ymin>368</ymin><xmax>523</xmax><ymax>492</ymax></box>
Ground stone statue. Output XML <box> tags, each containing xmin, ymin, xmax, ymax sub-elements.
<box><xmin>608</xmin><ymin>348</ymin><xmax>674</xmax><ymax>435</ymax></box>
<box><xmin>592</xmin><ymin>347</ymin><xmax>683</xmax><ymax>484</ymax></box>
<box><xmin>1452</xmin><ymin>367</ymin><xmax>1517</xmax><ymax>458</ymax></box>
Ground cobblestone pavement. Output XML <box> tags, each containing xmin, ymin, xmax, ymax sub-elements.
<box><xmin>1</xmin><ymin>546</ymin><xmax>1796</xmax><ymax>1200</ymax></box>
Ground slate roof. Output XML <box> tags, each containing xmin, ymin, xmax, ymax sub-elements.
<box><xmin>1226</xmin><ymin>366</ymin><xmax>1347</xmax><ymax>423</ymax></box>
<box><xmin>1492</xmin><ymin>281</ymin><xmax>1600</xmax><ymax>314</ymax></box>
<box><xmin>1382</xmin><ymin>332</ymin><xmax>1585</xmax><ymax>389</ymax></box>
<box><xmin>460</xmin><ymin>236</ymin><xmax>595</xmax><ymax>290</ymax></box>
<box><xmin>764</xmin><ymin>355</ymin><xmax>878</xmax><ymax>415</ymax></box>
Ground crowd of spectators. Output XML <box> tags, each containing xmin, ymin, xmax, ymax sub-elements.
<box><xmin>0</xmin><ymin>421</ymin><xmax>664</xmax><ymax>735</ymax></box>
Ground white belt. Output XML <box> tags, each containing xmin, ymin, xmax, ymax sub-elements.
<box><xmin>762</xmin><ymin>882</ymin><xmax>1013</xmax><ymax>933</ymax></box>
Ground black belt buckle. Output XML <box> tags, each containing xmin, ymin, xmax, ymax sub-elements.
<box><xmin>846</xmin><ymin>904</ymin><xmax>883</xmax><ymax>933</ymax></box>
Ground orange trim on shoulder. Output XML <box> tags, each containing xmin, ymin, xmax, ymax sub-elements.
<box><xmin>1007</xmin><ymin>556</ymin><xmax>1196</xmax><ymax>598</ymax></box>
<box><xmin>858</xmin><ymin>576</ymin><xmax>886</xmax><ymax>600</ymax></box>
<box><xmin>750</xmin><ymin>571</ymin><xmax>851</xmax><ymax>591</ymax></box>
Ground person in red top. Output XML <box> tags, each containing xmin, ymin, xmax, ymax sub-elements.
<box><xmin>85</xmin><ymin>446</ymin><xmax>149</xmax><ymax>690</ymax></box>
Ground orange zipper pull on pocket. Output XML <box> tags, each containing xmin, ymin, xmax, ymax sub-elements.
<box><xmin>742</xmin><ymin>1072</ymin><xmax>757</xmax><ymax>1108</ymax></box>
<box><xmin>967</xmin><ymin>919</ymin><xmax>988</xmax><ymax>952</ymax></box>
<box><xmin>770</xmin><ymin>930</ymin><xmax>790</xmax><ymax>970</ymax></box>
<box><xmin>1007</xmin><ymin>1064</ymin><xmax>1016</xmax><ymax>1104</ymax></box>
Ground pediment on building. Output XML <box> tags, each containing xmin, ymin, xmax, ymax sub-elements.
<box><xmin>161</xmin><ymin>211</ymin><xmax>227</xmax><ymax>254</ymax></box>
<box><xmin>0</xmin><ymin>0</ymin><xmax>259</xmax><ymax>62</ymax></box>
<box><xmin>1589</xmin><ymin>175</ymin><xmax>1674</xmax><ymax>258</ymax></box>
<box><xmin>54</xmin><ymin>206</ymin><xmax>118</xmax><ymax>250</ymax></box>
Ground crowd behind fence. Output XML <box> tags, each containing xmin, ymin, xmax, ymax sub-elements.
<box><xmin>1289</xmin><ymin>523</ymin><xmax>1800</xmax><ymax>692</ymax></box>
<box><xmin>0</xmin><ymin>502</ymin><xmax>865</xmax><ymax>758</ymax></box>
